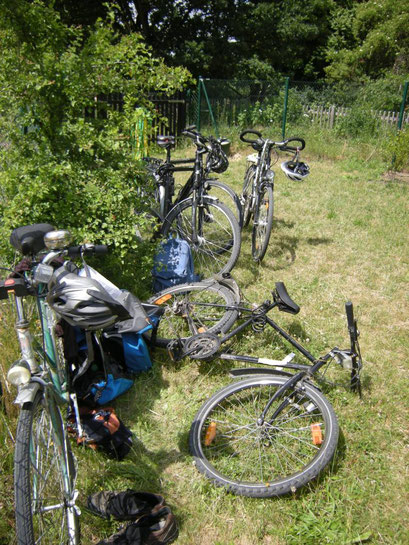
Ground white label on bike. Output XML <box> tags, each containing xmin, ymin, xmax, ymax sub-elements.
<box><xmin>259</xmin><ymin>357</ymin><xmax>290</xmax><ymax>366</ymax></box>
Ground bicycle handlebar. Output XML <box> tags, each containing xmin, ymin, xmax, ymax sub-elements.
<box><xmin>66</xmin><ymin>244</ymin><xmax>108</xmax><ymax>258</ymax></box>
<box><xmin>345</xmin><ymin>301</ymin><xmax>358</xmax><ymax>342</ymax></box>
<box><xmin>240</xmin><ymin>129</ymin><xmax>305</xmax><ymax>151</ymax></box>
<box><xmin>239</xmin><ymin>129</ymin><xmax>262</xmax><ymax>144</ymax></box>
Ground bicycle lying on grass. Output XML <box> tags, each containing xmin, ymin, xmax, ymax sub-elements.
<box><xmin>140</xmin><ymin>126</ymin><xmax>242</xmax><ymax>278</ymax></box>
<box><xmin>240</xmin><ymin>129</ymin><xmax>310</xmax><ymax>263</ymax></box>
<box><xmin>148</xmin><ymin>279</ymin><xmax>362</xmax><ymax>497</ymax></box>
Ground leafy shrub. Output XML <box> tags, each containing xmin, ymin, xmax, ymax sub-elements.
<box><xmin>0</xmin><ymin>1</ymin><xmax>191</xmax><ymax>292</ymax></box>
<box><xmin>388</xmin><ymin>128</ymin><xmax>409</xmax><ymax>171</ymax></box>
<box><xmin>334</xmin><ymin>104</ymin><xmax>382</xmax><ymax>139</ymax></box>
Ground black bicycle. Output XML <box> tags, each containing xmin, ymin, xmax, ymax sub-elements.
<box><xmin>144</xmin><ymin>131</ymin><xmax>242</xmax><ymax>225</ymax></box>
<box><xmin>148</xmin><ymin>279</ymin><xmax>362</xmax><ymax>497</ymax></box>
<box><xmin>240</xmin><ymin>130</ymin><xmax>308</xmax><ymax>262</ymax></box>
<box><xmin>140</xmin><ymin>127</ymin><xmax>242</xmax><ymax>279</ymax></box>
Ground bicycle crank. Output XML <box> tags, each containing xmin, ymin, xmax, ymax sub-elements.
<box><xmin>183</xmin><ymin>333</ymin><xmax>221</xmax><ymax>360</ymax></box>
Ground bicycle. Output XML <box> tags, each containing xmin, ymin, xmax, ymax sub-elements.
<box><xmin>148</xmin><ymin>279</ymin><xmax>362</xmax><ymax>497</ymax></box>
<box><xmin>1</xmin><ymin>224</ymin><xmax>127</xmax><ymax>545</ymax></box>
<box><xmin>240</xmin><ymin>129</ymin><xmax>309</xmax><ymax>263</ymax></box>
<box><xmin>144</xmin><ymin>131</ymin><xmax>242</xmax><ymax>226</ymax></box>
<box><xmin>142</xmin><ymin>126</ymin><xmax>242</xmax><ymax>279</ymax></box>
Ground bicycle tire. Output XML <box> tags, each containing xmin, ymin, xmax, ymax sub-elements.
<box><xmin>241</xmin><ymin>164</ymin><xmax>256</xmax><ymax>227</ymax></box>
<box><xmin>147</xmin><ymin>281</ymin><xmax>239</xmax><ymax>348</ymax></box>
<box><xmin>189</xmin><ymin>375</ymin><xmax>339</xmax><ymax>497</ymax></box>
<box><xmin>204</xmin><ymin>180</ymin><xmax>243</xmax><ymax>228</ymax></box>
<box><xmin>14</xmin><ymin>391</ymin><xmax>80</xmax><ymax>545</ymax></box>
<box><xmin>251</xmin><ymin>184</ymin><xmax>274</xmax><ymax>262</ymax></box>
<box><xmin>161</xmin><ymin>197</ymin><xmax>241</xmax><ymax>279</ymax></box>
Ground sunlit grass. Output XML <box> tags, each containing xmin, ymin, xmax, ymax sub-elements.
<box><xmin>1</xmin><ymin>127</ymin><xmax>408</xmax><ymax>544</ymax></box>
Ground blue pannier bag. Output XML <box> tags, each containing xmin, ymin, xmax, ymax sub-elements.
<box><xmin>65</xmin><ymin>326</ymin><xmax>135</xmax><ymax>407</ymax></box>
<box><xmin>152</xmin><ymin>236</ymin><xmax>200</xmax><ymax>293</ymax></box>
<box><xmin>122</xmin><ymin>330</ymin><xmax>152</xmax><ymax>373</ymax></box>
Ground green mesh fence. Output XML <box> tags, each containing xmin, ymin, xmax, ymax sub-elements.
<box><xmin>188</xmin><ymin>78</ymin><xmax>409</xmax><ymax>139</ymax></box>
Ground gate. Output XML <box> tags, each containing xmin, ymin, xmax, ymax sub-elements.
<box><xmin>151</xmin><ymin>91</ymin><xmax>187</xmax><ymax>136</ymax></box>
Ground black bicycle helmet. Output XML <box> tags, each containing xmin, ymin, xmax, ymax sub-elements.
<box><xmin>47</xmin><ymin>268</ymin><xmax>131</xmax><ymax>330</ymax></box>
<box><xmin>206</xmin><ymin>140</ymin><xmax>229</xmax><ymax>173</ymax></box>
<box><xmin>280</xmin><ymin>160</ymin><xmax>310</xmax><ymax>181</ymax></box>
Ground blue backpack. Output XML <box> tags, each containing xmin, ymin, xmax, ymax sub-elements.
<box><xmin>152</xmin><ymin>236</ymin><xmax>200</xmax><ymax>293</ymax></box>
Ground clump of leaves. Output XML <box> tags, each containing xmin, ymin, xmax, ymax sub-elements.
<box><xmin>0</xmin><ymin>0</ymin><xmax>192</xmax><ymax>291</ymax></box>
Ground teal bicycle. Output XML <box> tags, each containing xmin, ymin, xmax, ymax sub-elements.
<box><xmin>2</xmin><ymin>224</ymin><xmax>109</xmax><ymax>545</ymax></box>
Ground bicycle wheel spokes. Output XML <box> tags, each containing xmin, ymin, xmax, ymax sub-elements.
<box><xmin>241</xmin><ymin>164</ymin><xmax>256</xmax><ymax>227</ymax></box>
<box><xmin>252</xmin><ymin>185</ymin><xmax>274</xmax><ymax>262</ymax></box>
<box><xmin>148</xmin><ymin>282</ymin><xmax>238</xmax><ymax>348</ymax></box>
<box><xmin>15</xmin><ymin>393</ymin><xmax>79</xmax><ymax>545</ymax></box>
<box><xmin>190</xmin><ymin>376</ymin><xmax>338</xmax><ymax>497</ymax></box>
<box><xmin>162</xmin><ymin>197</ymin><xmax>241</xmax><ymax>278</ymax></box>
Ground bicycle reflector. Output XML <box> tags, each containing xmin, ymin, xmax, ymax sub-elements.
<box><xmin>311</xmin><ymin>423</ymin><xmax>323</xmax><ymax>446</ymax></box>
<box><xmin>7</xmin><ymin>359</ymin><xmax>32</xmax><ymax>386</ymax></box>
<box><xmin>205</xmin><ymin>422</ymin><xmax>217</xmax><ymax>446</ymax></box>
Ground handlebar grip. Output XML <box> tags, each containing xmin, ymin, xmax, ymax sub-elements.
<box><xmin>67</xmin><ymin>244</ymin><xmax>108</xmax><ymax>257</ymax></box>
<box><xmin>67</xmin><ymin>246</ymin><xmax>82</xmax><ymax>257</ymax></box>
<box><xmin>345</xmin><ymin>301</ymin><xmax>354</xmax><ymax>329</ymax></box>
<box><xmin>93</xmin><ymin>245</ymin><xmax>109</xmax><ymax>255</ymax></box>
<box><xmin>282</xmin><ymin>137</ymin><xmax>306</xmax><ymax>152</ymax></box>
<box><xmin>240</xmin><ymin>129</ymin><xmax>262</xmax><ymax>144</ymax></box>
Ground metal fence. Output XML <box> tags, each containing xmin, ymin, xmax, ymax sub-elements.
<box><xmin>189</xmin><ymin>78</ymin><xmax>409</xmax><ymax>138</ymax></box>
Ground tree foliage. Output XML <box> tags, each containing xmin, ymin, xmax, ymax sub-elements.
<box><xmin>39</xmin><ymin>0</ymin><xmax>409</xmax><ymax>84</ymax></box>
<box><xmin>0</xmin><ymin>0</ymin><xmax>191</xmax><ymax>288</ymax></box>
<box><xmin>326</xmin><ymin>0</ymin><xmax>409</xmax><ymax>81</ymax></box>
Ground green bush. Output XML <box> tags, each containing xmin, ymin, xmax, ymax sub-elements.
<box><xmin>389</xmin><ymin>128</ymin><xmax>409</xmax><ymax>171</ymax></box>
<box><xmin>334</xmin><ymin>104</ymin><xmax>382</xmax><ymax>139</ymax></box>
<box><xmin>0</xmin><ymin>1</ymin><xmax>191</xmax><ymax>292</ymax></box>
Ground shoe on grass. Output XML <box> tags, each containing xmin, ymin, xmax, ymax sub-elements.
<box><xmin>88</xmin><ymin>490</ymin><xmax>165</xmax><ymax>521</ymax></box>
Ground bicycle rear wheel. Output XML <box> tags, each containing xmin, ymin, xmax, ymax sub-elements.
<box><xmin>14</xmin><ymin>391</ymin><xmax>80</xmax><ymax>545</ymax></box>
<box><xmin>147</xmin><ymin>281</ymin><xmax>239</xmax><ymax>348</ymax></box>
<box><xmin>161</xmin><ymin>197</ymin><xmax>241</xmax><ymax>279</ymax></box>
<box><xmin>189</xmin><ymin>375</ymin><xmax>338</xmax><ymax>497</ymax></box>
<box><xmin>251</xmin><ymin>184</ymin><xmax>274</xmax><ymax>262</ymax></box>
<box><xmin>241</xmin><ymin>164</ymin><xmax>256</xmax><ymax>227</ymax></box>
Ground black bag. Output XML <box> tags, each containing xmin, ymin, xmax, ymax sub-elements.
<box><xmin>75</xmin><ymin>406</ymin><xmax>133</xmax><ymax>460</ymax></box>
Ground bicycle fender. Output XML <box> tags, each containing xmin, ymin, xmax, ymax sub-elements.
<box><xmin>228</xmin><ymin>368</ymin><xmax>320</xmax><ymax>390</ymax></box>
<box><xmin>14</xmin><ymin>381</ymin><xmax>42</xmax><ymax>405</ymax></box>
<box><xmin>229</xmin><ymin>368</ymin><xmax>293</xmax><ymax>379</ymax></box>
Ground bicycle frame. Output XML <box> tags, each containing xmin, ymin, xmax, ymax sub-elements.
<box><xmin>3</xmin><ymin>252</ymin><xmax>81</xmax><ymax>541</ymax></box>
<box><xmin>178</xmin><ymin>283</ymin><xmax>362</xmax><ymax>395</ymax></box>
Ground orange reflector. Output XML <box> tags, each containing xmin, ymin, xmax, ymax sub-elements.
<box><xmin>198</xmin><ymin>327</ymin><xmax>207</xmax><ymax>333</ymax></box>
<box><xmin>311</xmin><ymin>423</ymin><xmax>323</xmax><ymax>445</ymax></box>
<box><xmin>205</xmin><ymin>422</ymin><xmax>217</xmax><ymax>446</ymax></box>
<box><xmin>153</xmin><ymin>294</ymin><xmax>172</xmax><ymax>305</ymax></box>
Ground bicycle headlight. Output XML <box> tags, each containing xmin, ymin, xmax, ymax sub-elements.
<box><xmin>264</xmin><ymin>169</ymin><xmax>275</xmax><ymax>183</ymax></box>
<box><xmin>7</xmin><ymin>359</ymin><xmax>32</xmax><ymax>386</ymax></box>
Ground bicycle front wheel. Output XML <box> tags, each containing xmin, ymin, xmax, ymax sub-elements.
<box><xmin>189</xmin><ymin>375</ymin><xmax>339</xmax><ymax>497</ymax></box>
<box><xmin>161</xmin><ymin>197</ymin><xmax>241</xmax><ymax>278</ymax></box>
<box><xmin>14</xmin><ymin>391</ymin><xmax>80</xmax><ymax>545</ymax></box>
<box><xmin>252</xmin><ymin>184</ymin><xmax>274</xmax><ymax>262</ymax></box>
<box><xmin>147</xmin><ymin>281</ymin><xmax>239</xmax><ymax>348</ymax></box>
<box><xmin>204</xmin><ymin>180</ymin><xmax>243</xmax><ymax>228</ymax></box>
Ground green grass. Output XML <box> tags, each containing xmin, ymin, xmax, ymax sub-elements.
<box><xmin>1</xmin><ymin>129</ymin><xmax>409</xmax><ymax>544</ymax></box>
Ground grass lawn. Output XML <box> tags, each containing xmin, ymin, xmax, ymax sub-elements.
<box><xmin>1</xmin><ymin>132</ymin><xmax>408</xmax><ymax>544</ymax></box>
